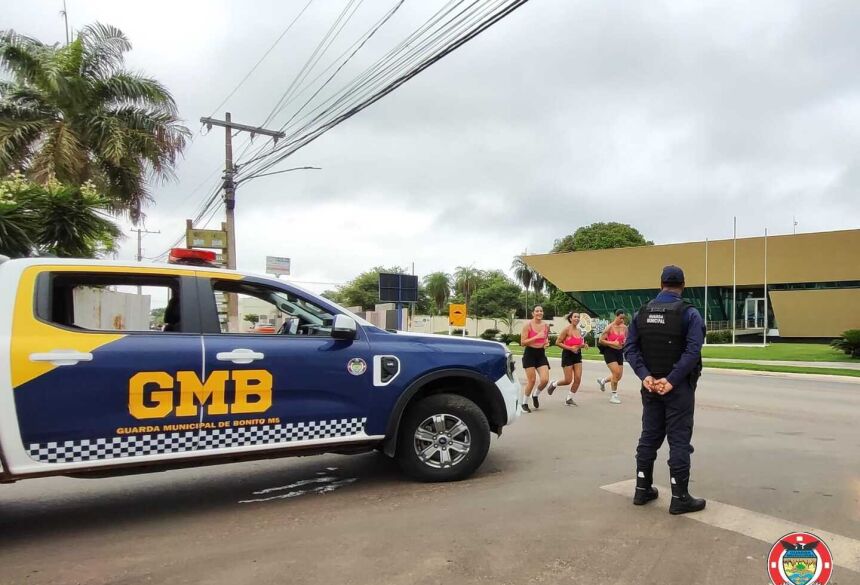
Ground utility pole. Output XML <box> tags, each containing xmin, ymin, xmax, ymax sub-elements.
<box><xmin>130</xmin><ymin>227</ymin><xmax>159</xmax><ymax>296</ymax></box>
<box><xmin>131</xmin><ymin>227</ymin><xmax>161</xmax><ymax>262</ymax></box>
<box><xmin>199</xmin><ymin>113</ymin><xmax>285</xmax><ymax>331</ymax></box>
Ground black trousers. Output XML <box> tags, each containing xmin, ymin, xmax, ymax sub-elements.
<box><xmin>635</xmin><ymin>381</ymin><xmax>695</xmax><ymax>477</ymax></box>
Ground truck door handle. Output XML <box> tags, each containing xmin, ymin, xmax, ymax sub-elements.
<box><xmin>29</xmin><ymin>350</ymin><xmax>94</xmax><ymax>366</ymax></box>
<box><xmin>216</xmin><ymin>348</ymin><xmax>265</xmax><ymax>364</ymax></box>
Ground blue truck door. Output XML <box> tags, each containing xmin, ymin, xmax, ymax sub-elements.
<box><xmin>9</xmin><ymin>267</ymin><xmax>205</xmax><ymax>467</ymax></box>
<box><xmin>194</xmin><ymin>275</ymin><xmax>377</xmax><ymax>452</ymax></box>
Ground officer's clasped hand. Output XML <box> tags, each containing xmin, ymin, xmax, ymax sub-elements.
<box><xmin>643</xmin><ymin>376</ymin><xmax>673</xmax><ymax>395</ymax></box>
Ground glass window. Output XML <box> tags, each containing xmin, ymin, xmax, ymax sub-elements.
<box><xmin>40</xmin><ymin>273</ymin><xmax>181</xmax><ymax>333</ymax></box>
<box><xmin>212</xmin><ymin>280</ymin><xmax>335</xmax><ymax>336</ymax></box>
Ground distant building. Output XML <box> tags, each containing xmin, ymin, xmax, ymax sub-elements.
<box><xmin>524</xmin><ymin>229</ymin><xmax>859</xmax><ymax>339</ymax></box>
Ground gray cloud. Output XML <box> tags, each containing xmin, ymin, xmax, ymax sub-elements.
<box><xmin>3</xmin><ymin>0</ymin><xmax>859</xmax><ymax>288</ymax></box>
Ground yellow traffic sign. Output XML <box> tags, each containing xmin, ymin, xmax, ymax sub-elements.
<box><xmin>449</xmin><ymin>303</ymin><xmax>467</xmax><ymax>327</ymax></box>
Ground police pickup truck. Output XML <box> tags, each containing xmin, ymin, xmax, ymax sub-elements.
<box><xmin>0</xmin><ymin>250</ymin><xmax>521</xmax><ymax>484</ymax></box>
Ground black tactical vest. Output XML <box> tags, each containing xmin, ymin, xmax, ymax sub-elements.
<box><xmin>635</xmin><ymin>299</ymin><xmax>691</xmax><ymax>378</ymax></box>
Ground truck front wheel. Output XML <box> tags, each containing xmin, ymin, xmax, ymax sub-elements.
<box><xmin>396</xmin><ymin>393</ymin><xmax>490</xmax><ymax>482</ymax></box>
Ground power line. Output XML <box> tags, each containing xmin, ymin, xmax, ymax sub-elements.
<box><xmin>205</xmin><ymin>0</ymin><xmax>317</xmax><ymax>119</ymax></box>
<box><xmin>241</xmin><ymin>0</ymin><xmax>529</xmax><ymax>181</ymax></box>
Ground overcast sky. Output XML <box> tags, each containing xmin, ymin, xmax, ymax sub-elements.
<box><xmin>4</xmin><ymin>1</ymin><xmax>859</xmax><ymax>292</ymax></box>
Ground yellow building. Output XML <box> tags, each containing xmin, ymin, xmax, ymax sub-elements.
<box><xmin>523</xmin><ymin>229</ymin><xmax>860</xmax><ymax>338</ymax></box>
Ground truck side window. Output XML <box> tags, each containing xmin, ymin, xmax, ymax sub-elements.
<box><xmin>38</xmin><ymin>273</ymin><xmax>182</xmax><ymax>333</ymax></box>
<box><xmin>211</xmin><ymin>280</ymin><xmax>335</xmax><ymax>336</ymax></box>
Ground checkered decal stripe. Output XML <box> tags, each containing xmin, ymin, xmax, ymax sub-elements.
<box><xmin>26</xmin><ymin>418</ymin><xmax>367</xmax><ymax>464</ymax></box>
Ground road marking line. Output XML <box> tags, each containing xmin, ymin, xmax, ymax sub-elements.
<box><xmin>601</xmin><ymin>479</ymin><xmax>860</xmax><ymax>574</ymax></box>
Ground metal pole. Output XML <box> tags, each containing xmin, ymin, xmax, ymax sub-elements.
<box><xmin>763</xmin><ymin>228</ymin><xmax>768</xmax><ymax>347</ymax></box>
<box><xmin>704</xmin><ymin>238</ymin><xmax>709</xmax><ymax>344</ymax></box>
<box><xmin>732</xmin><ymin>217</ymin><xmax>737</xmax><ymax>345</ymax></box>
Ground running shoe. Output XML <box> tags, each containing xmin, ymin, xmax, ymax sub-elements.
<box><xmin>597</xmin><ymin>377</ymin><xmax>607</xmax><ymax>392</ymax></box>
<box><xmin>609</xmin><ymin>393</ymin><xmax>621</xmax><ymax>404</ymax></box>
<box><xmin>522</xmin><ymin>402</ymin><xmax>531</xmax><ymax>413</ymax></box>
<box><xmin>532</xmin><ymin>394</ymin><xmax>540</xmax><ymax>409</ymax></box>
<box><xmin>565</xmin><ymin>396</ymin><xmax>577</xmax><ymax>406</ymax></box>
<box><xmin>547</xmin><ymin>380</ymin><xmax>558</xmax><ymax>395</ymax></box>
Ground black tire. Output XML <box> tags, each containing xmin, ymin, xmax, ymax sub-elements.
<box><xmin>396</xmin><ymin>393</ymin><xmax>491</xmax><ymax>482</ymax></box>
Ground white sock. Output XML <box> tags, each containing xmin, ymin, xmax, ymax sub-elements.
<box><xmin>568</xmin><ymin>390</ymin><xmax>576</xmax><ymax>399</ymax></box>
<box><xmin>534</xmin><ymin>389</ymin><xmax>542</xmax><ymax>397</ymax></box>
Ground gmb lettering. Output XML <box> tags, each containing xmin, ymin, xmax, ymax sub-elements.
<box><xmin>129</xmin><ymin>370</ymin><xmax>272</xmax><ymax>419</ymax></box>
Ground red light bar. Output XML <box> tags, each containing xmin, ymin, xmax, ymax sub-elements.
<box><xmin>168</xmin><ymin>248</ymin><xmax>217</xmax><ymax>266</ymax></box>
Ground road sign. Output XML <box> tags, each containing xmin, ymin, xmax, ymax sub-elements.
<box><xmin>266</xmin><ymin>256</ymin><xmax>291</xmax><ymax>276</ymax></box>
<box><xmin>186</xmin><ymin>228</ymin><xmax>227</xmax><ymax>250</ymax></box>
<box><xmin>449</xmin><ymin>303</ymin><xmax>467</xmax><ymax>327</ymax></box>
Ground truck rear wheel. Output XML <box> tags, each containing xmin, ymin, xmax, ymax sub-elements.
<box><xmin>396</xmin><ymin>393</ymin><xmax>490</xmax><ymax>482</ymax></box>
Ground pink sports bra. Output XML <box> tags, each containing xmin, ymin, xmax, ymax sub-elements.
<box><xmin>564</xmin><ymin>333</ymin><xmax>584</xmax><ymax>348</ymax></box>
<box><xmin>605</xmin><ymin>330</ymin><xmax>626</xmax><ymax>344</ymax></box>
<box><xmin>527</xmin><ymin>323</ymin><xmax>548</xmax><ymax>344</ymax></box>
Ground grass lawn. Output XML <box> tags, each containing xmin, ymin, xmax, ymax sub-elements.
<box><xmin>699</xmin><ymin>343</ymin><xmax>853</xmax><ymax>362</ymax></box>
<box><xmin>702</xmin><ymin>362</ymin><xmax>860</xmax><ymax>378</ymax></box>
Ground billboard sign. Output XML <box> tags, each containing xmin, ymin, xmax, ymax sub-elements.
<box><xmin>186</xmin><ymin>228</ymin><xmax>227</xmax><ymax>250</ymax></box>
<box><xmin>379</xmin><ymin>273</ymin><xmax>418</xmax><ymax>303</ymax></box>
<box><xmin>265</xmin><ymin>256</ymin><xmax>291</xmax><ymax>276</ymax></box>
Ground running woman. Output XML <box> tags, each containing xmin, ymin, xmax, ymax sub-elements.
<box><xmin>520</xmin><ymin>305</ymin><xmax>551</xmax><ymax>412</ymax></box>
<box><xmin>546</xmin><ymin>312</ymin><xmax>589</xmax><ymax>405</ymax></box>
<box><xmin>598</xmin><ymin>309</ymin><xmax>628</xmax><ymax>404</ymax></box>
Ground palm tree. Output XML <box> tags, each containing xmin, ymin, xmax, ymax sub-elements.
<box><xmin>511</xmin><ymin>255</ymin><xmax>534</xmax><ymax>313</ymax></box>
<box><xmin>532</xmin><ymin>273</ymin><xmax>546</xmax><ymax>296</ymax></box>
<box><xmin>422</xmin><ymin>271</ymin><xmax>451</xmax><ymax>315</ymax></box>
<box><xmin>453</xmin><ymin>266</ymin><xmax>482</xmax><ymax>316</ymax></box>
<box><xmin>0</xmin><ymin>24</ymin><xmax>190</xmax><ymax>221</ymax></box>
<box><xmin>0</xmin><ymin>174</ymin><xmax>119</xmax><ymax>258</ymax></box>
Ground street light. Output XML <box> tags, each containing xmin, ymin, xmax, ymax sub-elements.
<box><xmin>236</xmin><ymin>166</ymin><xmax>322</xmax><ymax>185</ymax></box>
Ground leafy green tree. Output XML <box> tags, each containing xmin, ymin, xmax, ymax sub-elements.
<box><xmin>0</xmin><ymin>172</ymin><xmax>120</xmax><ymax>257</ymax></box>
<box><xmin>472</xmin><ymin>271</ymin><xmax>522</xmax><ymax>318</ymax></box>
<box><xmin>552</xmin><ymin>222</ymin><xmax>653</xmax><ymax>253</ymax></box>
<box><xmin>332</xmin><ymin>266</ymin><xmax>407</xmax><ymax>311</ymax></box>
<box><xmin>0</xmin><ymin>24</ymin><xmax>190</xmax><ymax>220</ymax></box>
<box><xmin>422</xmin><ymin>271</ymin><xmax>451</xmax><ymax>315</ymax></box>
<box><xmin>244</xmin><ymin>314</ymin><xmax>260</xmax><ymax>327</ymax></box>
<box><xmin>150</xmin><ymin>306</ymin><xmax>166</xmax><ymax>328</ymax></box>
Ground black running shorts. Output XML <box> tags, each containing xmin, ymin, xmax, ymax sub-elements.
<box><xmin>522</xmin><ymin>346</ymin><xmax>550</xmax><ymax>369</ymax></box>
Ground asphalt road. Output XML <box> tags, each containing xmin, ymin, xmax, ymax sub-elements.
<box><xmin>1</xmin><ymin>361</ymin><xmax>858</xmax><ymax>585</ymax></box>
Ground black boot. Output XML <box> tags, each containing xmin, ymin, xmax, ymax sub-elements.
<box><xmin>633</xmin><ymin>463</ymin><xmax>658</xmax><ymax>505</ymax></box>
<box><xmin>669</xmin><ymin>475</ymin><xmax>706</xmax><ymax>515</ymax></box>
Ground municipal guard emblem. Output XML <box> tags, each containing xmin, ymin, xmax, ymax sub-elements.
<box><xmin>347</xmin><ymin>358</ymin><xmax>367</xmax><ymax>376</ymax></box>
<box><xmin>767</xmin><ymin>532</ymin><xmax>833</xmax><ymax>585</ymax></box>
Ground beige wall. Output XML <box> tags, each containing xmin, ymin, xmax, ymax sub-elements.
<box><xmin>523</xmin><ymin>229</ymin><xmax>860</xmax><ymax>292</ymax></box>
<box><xmin>769</xmin><ymin>289</ymin><xmax>860</xmax><ymax>337</ymax></box>
<box><xmin>409</xmin><ymin>315</ymin><xmax>582</xmax><ymax>337</ymax></box>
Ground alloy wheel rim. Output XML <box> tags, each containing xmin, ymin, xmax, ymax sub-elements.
<box><xmin>413</xmin><ymin>413</ymin><xmax>471</xmax><ymax>469</ymax></box>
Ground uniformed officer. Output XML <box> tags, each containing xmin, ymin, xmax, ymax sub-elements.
<box><xmin>623</xmin><ymin>265</ymin><xmax>706</xmax><ymax>515</ymax></box>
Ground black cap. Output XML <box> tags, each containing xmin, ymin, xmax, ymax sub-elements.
<box><xmin>661</xmin><ymin>265</ymin><xmax>685</xmax><ymax>285</ymax></box>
